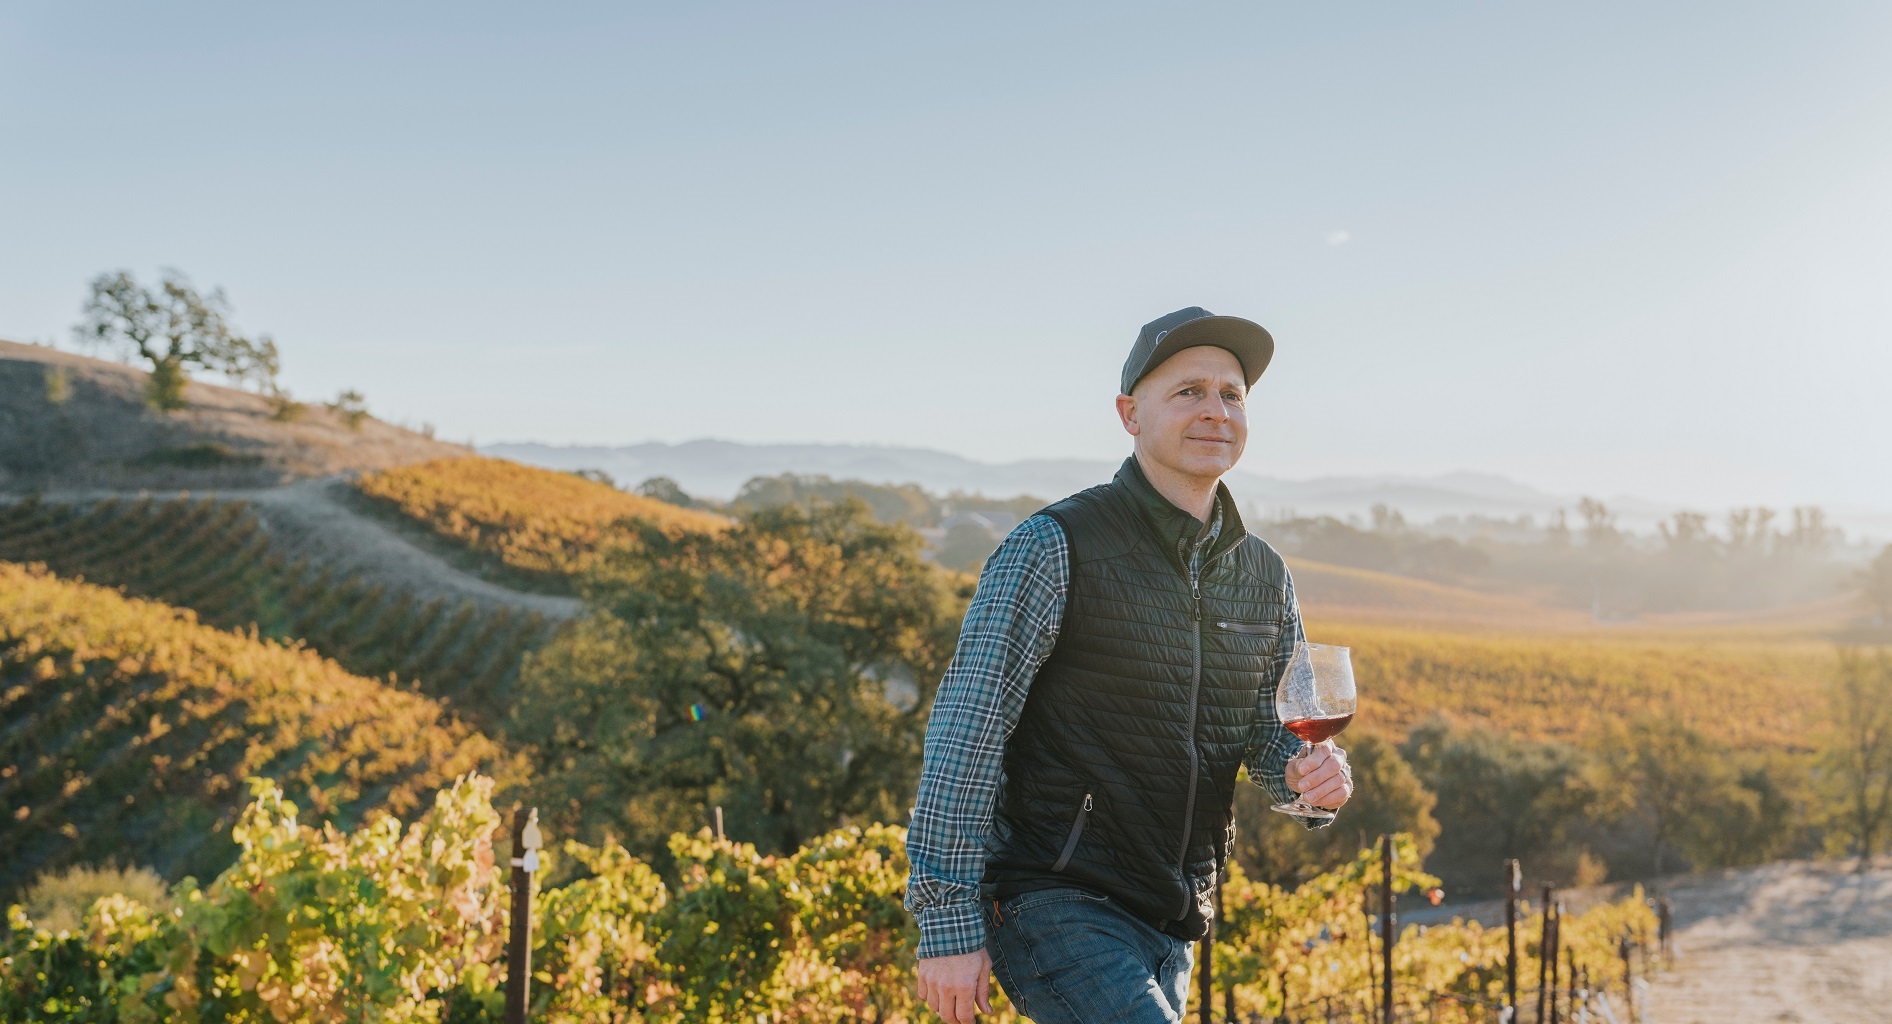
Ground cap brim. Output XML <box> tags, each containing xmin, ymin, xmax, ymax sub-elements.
<box><xmin>1144</xmin><ymin>315</ymin><xmax>1275</xmax><ymax>389</ymax></box>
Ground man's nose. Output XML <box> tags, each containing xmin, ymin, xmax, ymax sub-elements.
<box><xmin>1200</xmin><ymin>396</ymin><xmax>1231</xmax><ymax>422</ymax></box>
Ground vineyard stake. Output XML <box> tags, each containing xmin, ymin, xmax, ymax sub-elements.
<box><xmin>1379</xmin><ymin>835</ymin><xmax>1394</xmax><ymax>1024</ymax></box>
<box><xmin>1565</xmin><ymin>942</ymin><xmax>1576</xmax><ymax>1022</ymax></box>
<box><xmin>1536</xmin><ymin>884</ymin><xmax>1553</xmax><ymax>1024</ymax></box>
<box><xmin>506</xmin><ymin>805</ymin><xmax>542</xmax><ymax>1024</ymax></box>
<box><xmin>1504</xmin><ymin>859</ymin><xmax>1520</xmax><ymax>1016</ymax></box>
<box><xmin>1547</xmin><ymin>900</ymin><xmax>1562</xmax><ymax>1024</ymax></box>
<box><xmin>1362</xmin><ymin>890</ymin><xmax>1378</xmax><ymax>1007</ymax></box>
<box><xmin>1656</xmin><ymin>896</ymin><xmax>1673</xmax><ymax>962</ymax></box>
<box><xmin>1619</xmin><ymin>932</ymin><xmax>1634</xmax><ymax>1023</ymax></box>
<box><xmin>711</xmin><ymin>805</ymin><xmax>725</xmax><ymax>840</ymax></box>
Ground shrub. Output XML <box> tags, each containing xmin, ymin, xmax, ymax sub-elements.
<box><xmin>20</xmin><ymin>865</ymin><xmax>173</xmax><ymax>935</ymax></box>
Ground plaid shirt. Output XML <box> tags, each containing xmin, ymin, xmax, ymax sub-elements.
<box><xmin>904</xmin><ymin>511</ymin><xmax>1312</xmax><ymax>959</ymax></box>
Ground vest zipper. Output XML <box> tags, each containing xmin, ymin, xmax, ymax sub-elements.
<box><xmin>1174</xmin><ymin>567</ymin><xmax>1204</xmax><ymax>917</ymax></box>
<box><xmin>1051</xmin><ymin>792</ymin><xmax>1092</xmax><ymax>872</ymax></box>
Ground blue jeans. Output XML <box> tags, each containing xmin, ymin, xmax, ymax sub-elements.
<box><xmin>985</xmin><ymin>887</ymin><xmax>1195</xmax><ymax>1024</ymax></box>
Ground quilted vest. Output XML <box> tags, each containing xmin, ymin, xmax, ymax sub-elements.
<box><xmin>981</xmin><ymin>458</ymin><xmax>1293</xmax><ymax>940</ymax></box>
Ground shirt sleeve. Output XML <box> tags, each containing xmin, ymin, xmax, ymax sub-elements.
<box><xmin>1244</xmin><ymin>566</ymin><xmax>1330</xmax><ymax>830</ymax></box>
<box><xmin>904</xmin><ymin>514</ymin><xmax>1069</xmax><ymax>959</ymax></box>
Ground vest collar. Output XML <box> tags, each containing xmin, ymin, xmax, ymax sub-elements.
<box><xmin>1115</xmin><ymin>456</ymin><xmax>1248</xmax><ymax>572</ymax></box>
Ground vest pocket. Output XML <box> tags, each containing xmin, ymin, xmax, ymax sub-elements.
<box><xmin>1050</xmin><ymin>792</ymin><xmax>1093</xmax><ymax>872</ymax></box>
<box><xmin>1212</xmin><ymin>619</ymin><xmax>1280</xmax><ymax>637</ymax></box>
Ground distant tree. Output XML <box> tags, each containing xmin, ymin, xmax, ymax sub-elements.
<box><xmin>1232</xmin><ymin>732</ymin><xmax>1439</xmax><ymax>888</ymax></box>
<box><xmin>636</xmin><ymin>475</ymin><xmax>709</xmax><ymax>509</ymax></box>
<box><xmin>1725</xmin><ymin>507</ymin><xmax>1777</xmax><ymax>554</ymax></box>
<box><xmin>734</xmin><ymin>474</ymin><xmax>936</xmax><ymax>527</ymax></box>
<box><xmin>73</xmin><ymin>269</ymin><xmax>280</xmax><ymax>410</ymax></box>
<box><xmin>568</xmin><ymin>468</ymin><xmax>616</xmax><ymax>488</ymax></box>
<box><xmin>1598</xmin><ymin>715</ymin><xmax>1749</xmax><ymax>877</ymax></box>
<box><xmin>1401</xmin><ymin>717</ymin><xmax>1595</xmax><ymax>895</ymax></box>
<box><xmin>1682</xmin><ymin>756</ymin><xmax>1809</xmax><ymax>869</ymax></box>
<box><xmin>935</xmin><ymin>520</ymin><xmax>1002</xmax><ymax>573</ymax></box>
<box><xmin>324</xmin><ymin>388</ymin><xmax>370</xmax><ymax>430</ymax></box>
<box><xmin>1858</xmin><ymin>545</ymin><xmax>1892</xmax><ymax>628</ymax></box>
<box><xmin>1823</xmin><ymin>648</ymin><xmax>1892</xmax><ymax>862</ymax></box>
<box><xmin>1545</xmin><ymin>509</ymin><xmax>1572</xmax><ymax>548</ymax></box>
<box><xmin>1577</xmin><ymin>497</ymin><xmax>1619</xmax><ymax>549</ymax></box>
<box><xmin>512</xmin><ymin>499</ymin><xmax>964</xmax><ymax>861</ymax></box>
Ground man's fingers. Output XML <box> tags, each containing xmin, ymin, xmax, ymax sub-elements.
<box><xmin>1296</xmin><ymin>759</ymin><xmax>1341</xmax><ymax>792</ymax></box>
<box><xmin>951</xmin><ymin>991</ymin><xmax>979</xmax><ymax>1024</ymax></box>
<box><xmin>976</xmin><ymin>973</ymin><xmax>993</xmax><ymax>1014</ymax></box>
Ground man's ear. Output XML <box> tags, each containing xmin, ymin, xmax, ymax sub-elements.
<box><xmin>1115</xmin><ymin>393</ymin><xmax>1141</xmax><ymax>437</ymax></box>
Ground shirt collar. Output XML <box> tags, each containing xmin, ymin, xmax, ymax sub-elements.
<box><xmin>1114</xmin><ymin>456</ymin><xmax>1247</xmax><ymax>570</ymax></box>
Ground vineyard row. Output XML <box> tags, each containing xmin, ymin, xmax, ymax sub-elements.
<box><xmin>0</xmin><ymin>495</ymin><xmax>555</xmax><ymax>723</ymax></box>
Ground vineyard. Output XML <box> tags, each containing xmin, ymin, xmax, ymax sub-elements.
<box><xmin>0</xmin><ymin>772</ymin><xmax>1659</xmax><ymax>1023</ymax></box>
<box><xmin>0</xmin><ymin>496</ymin><xmax>553</xmax><ymax>722</ymax></box>
<box><xmin>0</xmin><ymin>562</ymin><xmax>519</xmax><ymax>899</ymax></box>
<box><xmin>1319</xmin><ymin>622</ymin><xmax>1828</xmax><ymax>752</ymax></box>
<box><xmin>352</xmin><ymin>457</ymin><xmax>728</xmax><ymax>589</ymax></box>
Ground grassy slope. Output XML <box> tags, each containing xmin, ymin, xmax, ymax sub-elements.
<box><xmin>0</xmin><ymin>562</ymin><xmax>518</xmax><ymax>898</ymax></box>
<box><xmin>351</xmin><ymin>455</ymin><xmax>728</xmax><ymax>588</ymax></box>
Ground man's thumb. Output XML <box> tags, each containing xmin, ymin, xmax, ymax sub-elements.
<box><xmin>976</xmin><ymin>974</ymin><xmax>993</xmax><ymax>1014</ymax></box>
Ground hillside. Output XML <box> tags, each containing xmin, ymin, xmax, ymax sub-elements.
<box><xmin>0</xmin><ymin>339</ymin><xmax>468</xmax><ymax>491</ymax></box>
<box><xmin>0</xmin><ymin>495</ymin><xmax>554</xmax><ymax>722</ymax></box>
<box><xmin>0</xmin><ymin>562</ymin><xmax>516</xmax><ymax>898</ymax></box>
<box><xmin>1289</xmin><ymin>556</ymin><xmax>1585</xmax><ymax>631</ymax></box>
<box><xmin>351</xmin><ymin>455</ymin><xmax>728</xmax><ymax>591</ymax></box>
<box><xmin>1325</xmin><ymin>623</ymin><xmax>1829</xmax><ymax>752</ymax></box>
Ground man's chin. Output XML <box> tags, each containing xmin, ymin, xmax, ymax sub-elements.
<box><xmin>1172</xmin><ymin>454</ymin><xmax>1239</xmax><ymax>480</ymax></box>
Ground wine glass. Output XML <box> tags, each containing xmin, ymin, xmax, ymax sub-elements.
<box><xmin>1269</xmin><ymin>641</ymin><xmax>1357</xmax><ymax>820</ymax></box>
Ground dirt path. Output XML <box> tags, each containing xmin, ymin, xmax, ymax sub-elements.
<box><xmin>17</xmin><ymin>477</ymin><xmax>581</xmax><ymax>620</ymax></box>
<box><xmin>1645</xmin><ymin>859</ymin><xmax>1892</xmax><ymax>1023</ymax></box>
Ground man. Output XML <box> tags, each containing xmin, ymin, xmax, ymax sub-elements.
<box><xmin>905</xmin><ymin>307</ymin><xmax>1354</xmax><ymax>1024</ymax></box>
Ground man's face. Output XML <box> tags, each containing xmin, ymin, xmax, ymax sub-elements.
<box><xmin>1116</xmin><ymin>345</ymin><xmax>1248</xmax><ymax>483</ymax></box>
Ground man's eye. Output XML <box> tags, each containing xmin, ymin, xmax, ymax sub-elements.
<box><xmin>1178</xmin><ymin>387</ymin><xmax>1197</xmax><ymax>397</ymax></box>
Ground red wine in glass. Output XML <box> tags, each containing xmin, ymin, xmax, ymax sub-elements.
<box><xmin>1270</xmin><ymin>641</ymin><xmax>1357</xmax><ymax>820</ymax></box>
<box><xmin>1284</xmin><ymin>713</ymin><xmax>1354</xmax><ymax>745</ymax></box>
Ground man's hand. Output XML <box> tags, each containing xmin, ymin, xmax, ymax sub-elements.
<box><xmin>916</xmin><ymin>947</ymin><xmax>993</xmax><ymax>1023</ymax></box>
<box><xmin>1285</xmin><ymin>740</ymin><xmax>1354</xmax><ymax>809</ymax></box>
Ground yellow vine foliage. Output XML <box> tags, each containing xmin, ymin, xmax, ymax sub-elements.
<box><xmin>1217</xmin><ymin>837</ymin><xmax>1658</xmax><ymax>1021</ymax></box>
<box><xmin>0</xmin><ymin>561</ymin><xmax>517</xmax><ymax>897</ymax></box>
<box><xmin>353</xmin><ymin>456</ymin><xmax>727</xmax><ymax>580</ymax></box>
<box><xmin>1318</xmin><ymin>623</ymin><xmax>1829</xmax><ymax>751</ymax></box>
<box><xmin>3</xmin><ymin>773</ymin><xmax>1658</xmax><ymax>1023</ymax></box>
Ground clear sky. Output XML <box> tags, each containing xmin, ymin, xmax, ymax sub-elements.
<box><xmin>4</xmin><ymin>2</ymin><xmax>1890</xmax><ymax>511</ymax></box>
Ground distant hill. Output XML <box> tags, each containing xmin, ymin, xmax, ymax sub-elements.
<box><xmin>486</xmin><ymin>439</ymin><xmax>1892</xmax><ymax>541</ymax></box>
<box><xmin>0</xmin><ymin>339</ymin><xmax>469</xmax><ymax>491</ymax></box>
<box><xmin>0</xmin><ymin>561</ymin><xmax>515</xmax><ymax>897</ymax></box>
<box><xmin>484</xmin><ymin>439</ymin><xmax>1577</xmax><ymax>523</ymax></box>
<box><xmin>1288</xmin><ymin>557</ymin><xmax>1582</xmax><ymax>631</ymax></box>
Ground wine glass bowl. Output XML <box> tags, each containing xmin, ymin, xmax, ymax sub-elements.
<box><xmin>1270</xmin><ymin>641</ymin><xmax>1357</xmax><ymax>820</ymax></box>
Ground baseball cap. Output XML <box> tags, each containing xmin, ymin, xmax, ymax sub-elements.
<box><xmin>1120</xmin><ymin>306</ymin><xmax>1275</xmax><ymax>396</ymax></box>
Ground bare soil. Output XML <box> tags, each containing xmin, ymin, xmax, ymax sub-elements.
<box><xmin>1645</xmin><ymin>859</ymin><xmax>1892</xmax><ymax>1024</ymax></box>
